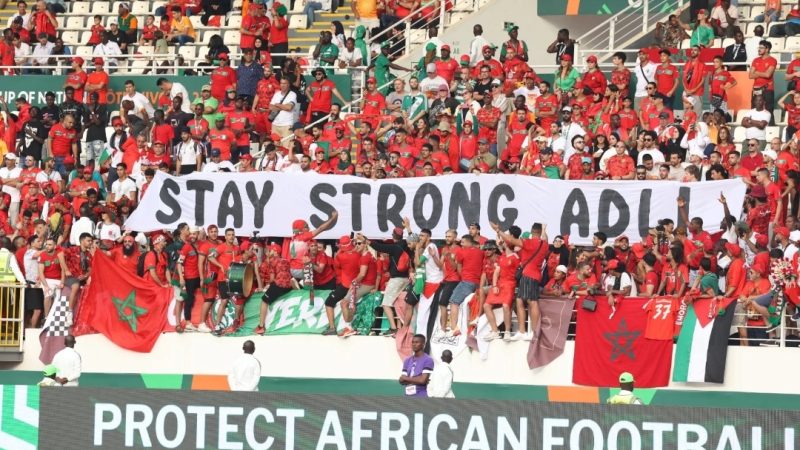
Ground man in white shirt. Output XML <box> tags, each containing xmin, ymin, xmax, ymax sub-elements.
<box><xmin>8</xmin><ymin>1</ymin><xmax>31</xmax><ymax>28</ymax></box>
<box><xmin>52</xmin><ymin>335</ymin><xmax>81</xmax><ymax>386</ymax></box>
<box><xmin>0</xmin><ymin>153</ymin><xmax>22</xmax><ymax>226</ymax></box>
<box><xmin>742</xmin><ymin>95</ymin><xmax>771</xmax><ymax>150</ymax></box>
<box><xmin>559</xmin><ymin>107</ymin><xmax>586</xmax><ymax>162</ymax></box>
<box><xmin>29</xmin><ymin>32</ymin><xmax>54</xmax><ymax>74</ymax></box>
<box><xmin>109</xmin><ymin>163</ymin><xmax>137</xmax><ymax>203</ymax></box>
<box><xmin>202</xmin><ymin>149</ymin><xmax>235</xmax><ymax>173</ymax></box>
<box><xmin>92</xmin><ymin>32</ymin><xmax>122</xmax><ymax>69</ymax></box>
<box><xmin>637</xmin><ymin>131</ymin><xmax>665</xmax><ymax>165</ymax></box>
<box><xmin>468</xmin><ymin>24</ymin><xmax>489</xmax><ymax>66</ymax></box>
<box><xmin>156</xmin><ymin>78</ymin><xmax>191</xmax><ymax>114</ymax></box>
<box><xmin>633</xmin><ymin>49</ymin><xmax>657</xmax><ymax>110</ymax></box>
<box><xmin>121</xmin><ymin>79</ymin><xmax>155</xmax><ymax>121</ymax></box>
<box><xmin>228</xmin><ymin>340</ymin><xmax>261</xmax><ymax>391</ymax></box>
<box><xmin>69</xmin><ymin>206</ymin><xmax>95</xmax><ymax>246</ymax></box>
<box><xmin>269</xmin><ymin>78</ymin><xmax>298</xmax><ymax>138</ymax></box>
<box><xmin>419</xmin><ymin>63</ymin><xmax>448</xmax><ymax>99</ymax></box>
<box><xmin>12</xmin><ymin>33</ymin><xmax>30</xmax><ymax>66</ymax></box>
<box><xmin>710</xmin><ymin>0</ymin><xmax>738</xmax><ymax>38</ymax></box>
<box><xmin>428</xmin><ymin>350</ymin><xmax>455</xmax><ymax>398</ymax></box>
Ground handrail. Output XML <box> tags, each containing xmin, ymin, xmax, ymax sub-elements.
<box><xmin>366</xmin><ymin>0</ymin><xmax>452</xmax><ymax>60</ymax></box>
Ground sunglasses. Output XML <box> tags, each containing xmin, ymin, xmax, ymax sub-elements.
<box><xmin>748</xmin><ymin>144</ymin><xmax>757</xmax><ymax>147</ymax></box>
<box><xmin>643</xmin><ymin>138</ymin><xmax>653</xmax><ymax>141</ymax></box>
<box><xmin>355</xmin><ymin>241</ymin><xmax>365</xmax><ymax>245</ymax></box>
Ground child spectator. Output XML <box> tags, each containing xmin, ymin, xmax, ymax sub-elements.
<box><xmin>140</xmin><ymin>15</ymin><xmax>157</xmax><ymax>45</ymax></box>
<box><xmin>87</xmin><ymin>15</ymin><xmax>104</xmax><ymax>46</ymax></box>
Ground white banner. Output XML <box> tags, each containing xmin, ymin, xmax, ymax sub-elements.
<box><xmin>125</xmin><ymin>172</ymin><xmax>747</xmax><ymax>245</ymax></box>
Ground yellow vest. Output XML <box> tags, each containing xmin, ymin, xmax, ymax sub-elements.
<box><xmin>0</xmin><ymin>251</ymin><xmax>18</xmax><ymax>284</ymax></box>
<box><xmin>607</xmin><ymin>393</ymin><xmax>641</xmax><ymax>405</ymax></box>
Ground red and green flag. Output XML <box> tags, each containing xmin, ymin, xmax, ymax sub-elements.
<box><xmin>78</xmin><ymin>252</ymin><xmax>172</xmax><ymax>352</ymax></box>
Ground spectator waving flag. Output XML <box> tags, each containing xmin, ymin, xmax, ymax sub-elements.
<box><xmin>572</xmin><ymin>297</ymin><xmax>672</xmax><ymax>387</ymax></box>
<box><xmin>673</xmin><ymin>297</ymin><xmax>736</xmax><ymax>384</ymax></box>
<box><xmin>77</xmin><ymin>252</ymin><xmax>172</xmax><ymax>352</ymax></box>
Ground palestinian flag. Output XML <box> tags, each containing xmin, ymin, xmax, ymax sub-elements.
<box><xmin>673</xmin><ymin>297</ymin><xmax>736</xmax><ymax>383</ymax></box>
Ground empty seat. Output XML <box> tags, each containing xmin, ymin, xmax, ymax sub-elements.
<box><xmin>190</xmin><ymin>15</ymin><xmax>203</xmax><ymax>29</ymax></box>
<box><xmin>766</xmin><ymin>126</ymin><xmax>781</xmax><ymax>141</ymax></box>
<box><xmin>91</xmin><ymin>2</ymin><xmax>110</xmax><ymax>14</ymax></box>
<box><xmin>786</xmin><ymin>36</ymin><xmax>800</xmax><ymax>51</ymax></box>
<box><xmin>228</xmin><ymin>15</ymin><xmax>242</xmax><ymax>28</ymax></box>
<box><xmin>732</xmin><ymin>126</ymin><xmax>747</xmax><ymax>143</ymax></box>
<box><xmin>288</xmin><ymin>15</ymin><xmax>307</xmax><ymax>29</ymax></box>
<box><xmin>680</xmin><ymin>38</ymin><xmax>691</xmax><ymax>49</ymax></box>
<box><xmin>75</xmin><ymin>45</ymin><xmax>93</xmax><ymax>57</ymax></box>
<box><xmin>749</xmin><ymin>5</ymin><xmax>764</xmax><ymax>19</ymax></box>
<box><xmin>70</xmin><ymin>2</ymin><xmax>90</xmax><ymax>14</ymax></box>
<box><xmin>178</xmin><ymin>45</ymin><xmax>196</xmax><ymax>60</ymax></box>
<box><xmin>721</xmin><ymin>38</ymin><xmax>734</xmax><ymax>47</ymax></box>
<box><xmin>734</xmin><ymin>109</ymin><xmax>750</xmax><ymax>125</ymax></box>
<box><xmin>223</xmin><ymin>30</ymin><xmax>240</xmax><ymax>46</ymax></box>
<box><xmin>80</xmin><ymin>30</ymin><xmax>93</xmax><ymax>45</ymax></box>
<box><xmin>768</xmin><ymin>37</ymin><xmax>785</xmax><ymax>52</ymax></box>
<box><xmin>66</xmin><ymin>16</ymin><xmax>84</xmax><ymax>29</ymax></box>
<box><xmin>132</xmin><ymin>2</ymin><xmax>150</xmax><ymax>14</ymax></box>
<box><xmin>129</xmin><ymin>59</ymin><xmax>150</xmax><ymax>74</ymax></box>
<box><xmin>56</xmin><ymin>16</ymin><xmax>66</xmax><ymax>28</ymax></box>
<box><xmin>60</xmin><ymin>31</ymin><xmax>80</xmax><ymax>45</ymax></box>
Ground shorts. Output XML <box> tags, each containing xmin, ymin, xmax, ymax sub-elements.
<box><xmin>25</xmin><ymin>287</ymin><xmax>44</xmax><ymax>311</ymax></box>
<box><xmin>485</xmin><ymin>281</ymin><xmax>517</xmax><ymax>306</ymax></box>
<box><xmin>449</xmin><ymin>281</ymin><xmax>477</xmax><ymax>305</ymax></box>
<box><xmin>732</xmin><ymin>301</ymin><xmax>747</xmax><ymax>327</ymax></box>
<box><xmin>436</xmin><ymin>281</ymin><xmax>459</xmax><ymax>306</ymax></box>
<box><xmin>44</xmin><ymin>279</ymin><xmax>60</xmax><ymax>297</ymax></box>
<box><xmin>324</xmin><ymin>284</ymin><xmax>349</xmax><ymax>308</ymax></box>
<box><xmin>202</xmin><ymin>278</ymin><xmax>218</xmax><ymax>300</ymax></box>
<box><xmin>381</xmin><ymin>277</ymin><xmax>410</xmax><ymax>307</ymax></box>
<box><xmin>261</xmin><ymin>284</ymin><xmax>293</xmax><ymax>304</ymax></box>
<box><xmin>314</xmin><ymin>280</ymin><xmax>337</xmax><ymax>291</ymax></box>
<box><xmin>754</xmin><ymin>292</ymin><xmax>774</xmax><ymax>308</ymax></box>
<box><xmin>518</xmin><ymin>275</ymin><xmax>541</xmax><ymax>301</ymax></box>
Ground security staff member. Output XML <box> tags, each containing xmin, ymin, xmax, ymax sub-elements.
<box><xmin>607</xmin><ymin>372</ymin><xmax>643</xmax><ymax>405</ymax></box>
<box><xmin>0</xmin><ymin>238</ymin><xmax>25</xmax><ymax>285</ymax></box>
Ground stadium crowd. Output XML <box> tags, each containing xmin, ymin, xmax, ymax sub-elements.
<box><xmin>0</xmin><ymin>0</ymin><xmax>797</xmax><ymax>346</ymax></box>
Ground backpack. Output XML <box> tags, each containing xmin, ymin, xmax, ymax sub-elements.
<box><xmin>396</xmin><ymin>250</ymin><xmax>410</xmax><ymax>273</ymax></box>
<box><xmin>136</xmin><ymin>251</ymin><xmax>154</xmax><ymax>277</ymax></box>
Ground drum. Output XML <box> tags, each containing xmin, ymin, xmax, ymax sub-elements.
<box><xmin>227</xmin><ymin>263</ymin><xmax>255</xmax><ymax>297</ymax></box>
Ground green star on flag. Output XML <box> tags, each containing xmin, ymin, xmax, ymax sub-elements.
<box><xmin>112</xmin><ymin>290</ymin><xmax>148</xmax><ymax>332</ymax></box>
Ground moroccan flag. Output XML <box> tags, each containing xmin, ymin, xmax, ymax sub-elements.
<box><xmin>81</xmin><ymin>252</ymin><xmax>172</xmax><ymax>352</ymax></box>
<box><xmin>528</xmin><ymin>298</ymin><xmax>575</xmax><ymax>369</ymax></box>
<box><xmin>673</xmin><ymin>297</ymin><xmax>736</xmax><ymax>383</ymax></box>
<box><xmin>573</xmin><ymin>296</ymin><xmax>672</xmax><ymax>388</ymax></box>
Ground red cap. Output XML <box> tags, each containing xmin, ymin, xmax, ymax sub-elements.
<box><xmin>270</xmin><ymin>133</ymin><xmax>282</xmax><ymax>142</ymax></box>
<box><xmin>207</xmin><ymin>224</ymin><xmax>218</xmax><ymax>232</ymax></box>
<box><xmin>755</xmin><ymin>233</ymin><xmax>769</xmax><ymax>248</ymax></box>
<box><xmin>338</xmin><ymin>236</ymin><xmax>353</xmax><ymax>248</ymax></box>
<box><xmin>392</xmin><ymin>227</ymin><xmax>404</xmax><ymax>236</ymax></box>
<box><xmin>64</xmin><ymin>155</ymin><xmax>75</xmax><ymax>165</ymax></box>
<box><xmin>218</xmin><ymin>52</ymin><xmax>229</xmax><ymax>60</ymax></box>
<box><xmin>775</xmin><ymin>226</ymin><xmax>790</xmax><ymax>238</ymax></box>
<box><xmin>703</xmin><ymin>240</ymin><xmax>714</xmax><ymax>253</ymax></box>
<box><xmin>72</xmin><ymin>57</ymin><xmax>84</xmax><ymax>66</ymax></box>
<box><xmin>51</xmin><ymin>194</ymin><xmax>68</xmax><ymax>205</ymax></box>
<box><xmin>268</xmin><ymin>243</ymin><xmax>281</xmax><ymax>254</ymax></box>
<box><xmin>153</xmin><ymin>140</ymin><xmax>165</xmax><ymax>146</ymax></box>
<box><xmin>292</xmin><ymin>219</ymin><xmax>308</xmax><ymax>231</ymax></box>
<box><xmin>460</xmin><ymin>54</ymin><xmax>470</xmax><ymax>62</ymax></box>
<box><xmin>697</xmin><ymin>8</ymin><xmax>707</xmax><ymax>15</ymax></box>
<box><xmin>240</xmin><ymin>153</ymin><xmax>253</xmax><ymax>161</ymax></box>
<box><xmin>752</xmin><ymin>261</ymin><xmax>768</xmax><ymax>277</ymax></box>
<box><xmin>560</xmin><ymin>54</ymin><xmax>572</xmax><ymax>62</ymax></box>
<box><xmin>524</xmin><ymin>71</ymin><xmax>536</xmax><ymax>79</ymax></box>
<box><xmin>482</xmin><ymin>45</ymin><xmax>491</xmax><ymax>52</ymax></box>
<box><xmin>631</xmin><ymin>243</ymin><xmax>646</xmax><ymax>259</ymax></box>
<box><xmin>334</xmin><ymin>123</ymin><xmax>345</xmax><ymax>131</ymax></box>
<box><xmin>725</xmin><ymin>242</ymin><xmax>741</xmax><ymax>257</ymax></box>
<box><xmin>586</xmin><ymin>55</ymin><xmax>597</xmax><ymax>63</ymax></box>
<box><xmin>606</xmin><ymin>259</ymin><xmax>621</xmax><ymax>271</ymax></box>
<box><xmin>441</xmin><ymin>44</ymin><xmax>450</xmax><ymax>51</ymax></box>
<box><xmin>82</xmin><ymin>166</ymin><xmax>93</xmax><ymax>174</ymax></box>
<box><xmin>367</xmin><ymin>77</ymin><xmax>377</xmax><ymax>84</ymax></box>
<box><xmin>111</xmin><ymin>117</ymin><xmax>123</xmax><ymax>126</ymax></box>
<box><xmin>93</xmin><ymin>57</ymin><xmax>104</xmax><ymax>65</ymax></box>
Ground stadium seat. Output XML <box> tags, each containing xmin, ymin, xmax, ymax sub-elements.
<box><xmin>749</xmin><ymin>6</ymin><xmax>764</xmax><ymax>20</ymax></box>
<box><xmin>70</xmin><ymin>2</ymin><xmax>91</xmax><ymax>15</ymax></box>
<box><xmin>711</xmin><ymin>38</ymin><xmax>722</xmax><ymax>48</ymax></box>
<box><xmin>137</xmin><ymin>46</ymin><xmax>155</xmax><ymax>56</ymax></box>
<box><xmin>223</xmin><ymin>30</ymin><xmax>240</xmax><ymax>46</ymax></box>
<box><xmin>56</xmin><ymin>16</ymin><xmax>66</xmax><ymax>28</ymax></box>
<box><xmin>66</xmin><ymin>16</ymin><xmax>84</xmax><ymax>29</ymax></box>
<box><xmin>739</xmin><ymin>6</ymin><xmax>750</xmax><ymax>20</ymax></box>
<box><xmin>197</xmin><ymin>45</ymin><xmax>210</xmax><ymax>58</ymax></box>
<box><xmin>745</xmin><ymin>22</ymin><xmax>761</xmax><ymax>36</ymax></box>
<box><xmin>190</xmin><ymin>15</ymin><xmax>204</xmax><ymax>29</ymax></box>
<box><xmin>290</xmin><ymin>1</ymin><xmax>304</xmax><ymax>13</ymax></box>
<box><xmin>766</xmin><ymin>126</ymin><xmax>781</xmax><ymax>141</ymax></box>
<box><xmin>199</xmin><ymin>30</ymin><xmax>214</xmax><ymax>44</ymax></box>
<box><xmin>61</xmin><ymin>31</ymin><xmax>80</xmax><ymax>45</ymax></box>
<box><xmin>768</xmin><ymin>37</ymin><xmax>785</xmax><ymax>53</ymax></box>
<box><xmin>733</xmin><ymin>126</ymin><xmax>747</xmax><ymax>143</ymax></box>
<box><xmin>80</xmin><ymin>31</ymin><xmax>92</xmax><ymax>45</ymax></box>
<box><xmin>786</xmin><ymin>36</ymin><xmax>800</xmax><ymax>51</ymax></box>
<box><xmin>734</xmin><ymin>143</ymin><xmax>742</xmax><ymax>154</ymax></box>
<box><xmin>722</xmin><ymin>38</ymin><xmax>734</xmax><ymax>47</ymax></box>
<box><xmin>680</xmin><ymin>38</ymin><xmax>691</xmax><ymax>49</ymax></box>
<box><xmin>228</xmin><ymin>15</ymin><xmax>242</xmax><ymax>28</ymax></box>
<box><xmin>75</xmin><ymin>46</ymin><xmax>93</xmax><ymax>57</ymax></box>
<box><xmin>233</xmin><ymin>0</ymin><xmax>244</xmax><ymax>9</ymax></box>
<box><xmin>734</xmin><ymin>109</ymin><xmax>750</xmax><ymax>125</ymax></box>
<box><xmin>91</xmin><ymin>2</ymin><xmax>111</xmax><ymax>14</ymax></box>
<box><xmin>289</xmin><ymin>15</ymin><xmax>308</xmax><ymax>30</ymax></box>
<box><xmin>132</xmin><ymin>2</ymin><xmax>151</xmax><ymax>14</ymax></box>
<box><xmin>129</xmin><ymin>59</ymin><xmax>150</xmax><ymax>74</ymax></box>
<box><xmin>178</xmin><ymin>45</ymin><xmax>196</xmax><ymax>60</ymax></box>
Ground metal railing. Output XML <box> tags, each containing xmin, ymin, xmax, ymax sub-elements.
<box><xmin>576</xmin><ymin>0</ymin><xmax>687</xmax><ymax>63</ymax></box>
<box><xmin>0</xmin><ymin>284</ymin><xmax>25</xmax><ymax>353</ymax></box>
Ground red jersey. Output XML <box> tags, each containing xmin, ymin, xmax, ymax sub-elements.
<box><xmin>505</xmin><ymin>119</ymin><xmax>529</xmax><ymax>158</ymax></box>
<box><xmin>435</xmin><ymin>58</ymin><xmax>459</xmax><ymax>84</ymax></box>
<box><xmin>358</xmin><ymin>252</ymin><xmax>378</xmax><ymax>286</ymax></box>
<box><xmin>536</xmin><ymin>93</ymin><xmax>559</xmax><ymax>128</ymax></box>
<box><xmin>458</xmin><ymin>246</ymin><xmax>484</xmax><ymax>284</ymax></box>
<box><xmin>496</xmin><ymin>253</ymin><xmax>520</xmax><ymax>284</ymax></box>
<box><xmin>270</xmin><ymin>16</ymin><xmax>288</xmax><ymax>44</ymax></box>
<box><xmin>188</xmin><ymin>117</ymin><xmax>209</xmax><ymax>141</ymax></box>
<box><xmin>751</xmin><ymin>55</ymin><xmax>777</xmax><ymax>90</ymax></box>
<box><xmin>582</xmin><ymin>69</ymin><xmax>607</xmax><ymax>95</ymax></box>
<box><xmin>654</xmin><ymin>63</ymin><xmax>679</xmax><ymax>96</ymax></box>
<box><xmin>111</xmin><ymin>246</ymin><xmax>140</xmax><ymax>276</ymax></box>
<box><xmin>519</xmin><ymin>238</ymin><xmax>548</xmax><ymax>280</ymax></box>
<box><xmin>441</xmin><ymin>245</ymin><xmax>461</xmax><ymax>282</ymax></box>
<box><xmin>86</xmin><ymin>71</ymin><xmax>110</xmax><ymax>104</ymax></box>
<box><xmin>209</xmin><ymin>128</ymin><xmax>235</xmax><ymax>160</ymax></box>
<box><xmin>643</xmin><ymin>296</ymin><xmax>680</xmax><ymax>340</ymax></box>
<box><xmin>255</xmin><ymin>77</ymin><xmax>280</xmax><ymax>110</ymax></box>
<box><xmin>210</xmin><ymin>66</ymin><xmax>237</xmax><ymax>100</ymax></box>
<box><xmin>144</xmin><ymin>250</ymin><xmax>168</xmax><ymax>284</ymax></box>
<box><xmin>308</xmin><ymin>79</ymin><xmax>337</xmax><ymax>114</ymax></box>
<box><xmin>661</xmin><ymin>263</ymin><xmax>688</xmax><ymax>295</ymax></box>
<box><xmin>314</xmin><ymin>252</ymin><xmax>335</xmax><ymax>286</ymax></box>
<box><xmin>65</xmin><ymin>70</ymin><xmax>87</xmax><ymax>103</ymax></box>
<box><xmin>642</xmin><ymin>270</ymin><xmax>659</xmax><ymax>295</ymax></box>
<box><xmin>563</xmin><ymin>273</ymin><xmax>598</xmax><ymax>293</ymax></box>
<box><xmin>334</xmin><ymin>249</ymin><xmax>361</xmax><ymax>288</ymax></box>
<box><xmin>140</xmin><ymin>24</ymin><xmax>156</xmax><ymax>41</ymax></box>
<box><xmin>48</xmin><ymin>124</ymin><xmax>77</xmax><ymax>157</ymax></box>
<box><xmin>39</xmin><ymin>250</ymin><xmax>62</xmax><ymax>279</ymax></box>
<box><xmin>362</xmin><ymin>91</ymin><xmax>386</xmax><ymax>116</ymax></box>
<box><xmin>178</xmin><ymin>242</ymin><xmax>201</xmax><ymax>279</ymax></box>
<box><xmin>151</xmin><ymin>123</ymin><xmax>175</xmax><ymax>147</ymax></box>
<box><xmin>211</xmin><ymin>242</ymin><xmax>241</xmax><ymax>281</ymax></box>
<box><xmin>610</xmin><ymin>68</ymin><xmax>631</xmax><ymax>98</ymax></box>
<box><xmin>240</xmin><ymin>14</ymin><xmax>270</xmax><ymax>49</ymax></box>
<box><xmin>226</xmin><ymin>111</ymin><xmax>251</xmax><ymax>147</ymax></box>
<box><xmin>472</xmin><ymin>59</ymin><xmax>503</xmax><ymax>78</ymax></box>
<box><xmin>709</xmin><ymin>69</ymin><xmax>734</xmax><ymax>101</ymax></box>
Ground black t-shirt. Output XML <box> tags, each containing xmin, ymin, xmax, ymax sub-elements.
<box><xmin>20</xmin><ymin>119</ymin><xmax>47</xmax><ymax>161</ymax></box>
<box><xmin>474</xmin><ymin>80</ymin><xmax>492</xmax><ymax>99</ymax></box>
<box><xmin>40</xmin><ymin>104</ymin><xmax>61</xmax><ymax>132</ymax></box>
<box><xmin>166</xmin><ymin>111</ymin><xmax>194</xmax><ymax>145</ymax></box>
<box><xmin>84</xmin><ymin>103</ymin><xmax>109</xmax><ymax>142</ymax></box>
<box><xmin>59</xmin><ymin>101</ymin><xmax>84</xmax><ymax>132</ymax></box>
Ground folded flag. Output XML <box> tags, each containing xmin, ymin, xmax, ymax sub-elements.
<box><xmin>528</xmin><ymin>298</ymin><xmax>575</xmax><ymax>369</ymax></box>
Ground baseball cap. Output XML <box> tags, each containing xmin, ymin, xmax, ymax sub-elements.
<box><xmin>426</xmin><ymin>42</ymin><xmax>436</xmax><ymax>52</ymax></box>
<box><xmin>658</xmin><ymin>111</ymin><xmax>670</xmax><ymax>119</ymax></box>
<box><xmin>555</xmin><ymin>265</ymin><xmax>568</xmax><ymax>274</ymax></box>
<box><xmin>210</xmin><ymin>149</ymin><xmax>221</xmax><ymax>157</ymax></box>
<box><xmin>581</xmin><ymin>156</ymin><xmax>592</xmax><ymax>164</ymax></box>
<box><xmin>619</xmin><ymin>372</ymin><xmax>634</xmax><ymax>383</ymax></box>
<box><xmin>763</xmin><ymin>149</ymin><xmax>778</xmax><ymax>161</ymax></box>
<box><xmin>72</xmin><ymin>57</ymin><xmax>84</xmax><ymax>66</ymax></box>
<box><xmin>291</xmin><ymin>122</ymin><xmax>304</xmax><ymax>131</ymax></box>
<box><xmin>586</xmin><ymin>55</ymin><xmax>597</xmax><ymax>63</ymax></box>
<box><xmin>459</xmin><ymin>55</ymin><xmax>470</xmax><ymax>66</ymax></box>
<box><xmin>338</xmin><ymin>236</ymin><xmax>353</xmax><ymax>248</ymax></box>
<box><xmin>438</xmin><ymin>84</ymin><xmax>449</xmax><ymax>91</ymax></box>
<box><xmin>606</xmin><ymin>259</ymin><xmax>621</xmax><ymax>271</ymax></box>
<box><xmin>491</xmin><ymin>78</ymin><xmax>502</xmax><ymax>86</ymax></box>
<box><xmin>478</xmin><ymin>137</ymin><xmax>489</xmax><ymax>144</ymax></box>
<box><xmin>268</xmin><ymin>243</ymin><xmax>282</xmax><ymax>254</ymax></box>
<box><xmin>725</xmin><ymin>242</ymin><xmax>741</xmax><ymax>257</ymax></box>
<box><xmin>201</xmin><ymin>84</ymin><xmax>211</xmax><ymax>92</ymax></box>
<box><xmin>392</xmin><ymin>226</ymin><xmax>404</xmax><ymax>236</ymax></box>
<box><xmin>4</xmin><ymin>153</ymin><xmax>16</xmax><ymax>160</ymax></box>
<box><xmin>426</xmin><ymin>63</ymin><xmax>437</xmax><ymax>73</ymax></box>
<box><xmin>43</xmin><ymin>365</ymin><xmax>57</xmax><ymax>376</ymax></box>
<box><xmin>560</xmin><ymin>54</ymin><xmax>572</xmax><ymax>62</ymax></box>
<box><xmin>82</xmin><ymin>166</ymin><xmax>93</xmax><ymax>174</ymax></box>
<box><xmin>441</xmin><ymin>44</ymin><xmax>450</xmax><ymax>52</ymax></box>
<box><xmin>218</xmin><ymin>52</ymin><xmax>229</xmax><ymax>60</ymax></box>
<box><xmin>240</xmin><ymin>153</ymin><xmax>253</xmax><ymax>161</ymax></box>
<box><xmin>775</xmin><ymin>226</ymin><xmax>790</xmax><ymax>238</ymax></box>
<box><xmin>93</xmin><ymin>57</ymin><xmax>104</xmax><ymax>65</ymax></box>
<box><xmin>561</xmin><ymin>106</ymin><xmax>572</xmax><ymax>112</ymax></box>
<box><xmin>791</xmin><ymin>230</ymin><xmax>800</xmax><ymax>242</ymax></box>
<box><xmin>367</xmin><ymin>76</ymin><xmax>377</xmax><ymax>84</ymax></box>
<box><xmin>292</xmin><ymin>219</ymin><xmax>308</xmax><ymax>231</ymax></box>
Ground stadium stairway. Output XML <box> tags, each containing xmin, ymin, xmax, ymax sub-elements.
<box><xmin>0</xmin><ymin>4</ymin><xmax>15</xmax><ymax>25</ymax></box>
<box><xmin>288</xmin><ymin>0</ymin><xmax>355</xmax><ymax>54</ymax></box>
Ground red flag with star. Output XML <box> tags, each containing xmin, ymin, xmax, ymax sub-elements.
<box><xmin>572</xmin><ymin>296</ymin><xmax>673</xmax><ymax>388</ymax></box>
<box><xmin>80</xmin><ymin>251</ymin><xmax>172</xmax><ymax>352</ymax></box>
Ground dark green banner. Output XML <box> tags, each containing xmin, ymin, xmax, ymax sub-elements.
<box><xmin>538</xmin><ymin>0</ymin><xmax>681</xmax><ymax>16</ymax></box>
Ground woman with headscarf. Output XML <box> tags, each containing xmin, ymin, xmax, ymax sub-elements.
<box><xmin>332</xmin><ymin>149</ymin><xmax>355</xmax><ymax>175</ymax></box>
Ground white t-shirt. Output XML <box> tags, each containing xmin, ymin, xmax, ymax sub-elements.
<box><xmin>602</xmin><ymin>272</ymin><xmax>637</xmax><ymax>296</ymax></box>
<box><xmin>95</xmin><ymin>222</ymin><xmax>121</xmax><ymax>242</ymax></box>
<box><xmin>228</xmin><ymin>354</ymin><xmax>261</xmax><ymax>391</ymax></box>
<box><xmin>8</xmin><ymin>13</ymin><xmax>31</xmax><ymax>28</ymax></box>
<box><xmin>637</xmin><ymin>148</ymin><xmax>665</xmax><ymax>165</ymax></box>
<box><xmin>122</xmin><ymin>92</ymin><xmax>155</xmax><ymax>120</ymax></box>
<box><xmin>561</xmin><ymin>121</ymin><xmax>586</xmax><ymax>162</ymax></box>
<box><xmin>111</xmin><ymin>177</ymin><xmax>137</xmax><ymax>201</ymax></box>
<box><xmin>176</xmin><ymin>141</ymin><xmax>200</xmax><ymax>166</ymax></box>
<box><xmin>710</xmin><ymin>5</ymin><xmax>738</xmax><ymax>29</ymax></box>
<box><xmin>634</xmin><ymin>62</ymin><xmax>658</xmax><ymax>98</ymax></box>
<box><xmin>419</xmin><ymin>75</ymin><xmax>448</xmax><ymax>98</ymax></box>
<box><xmin>270</xmin><ymin>90</ymin><xmax>297</xmax><ymax>127</ymax></box>
<box><xmin>202</xmin><ymin>160</ymin><xmax>235</xmax><ymax>173</ymax></box>
<box><xmin>35</xmin><ymin>170</ymin><xmax>62</xmax><ymax>184</ymax></box>
<box><xmin>423</xmin><ymin>243</ymin><xmax>444</xmax><ymax>284</ymax></box>
<box><xmin>52</xmin><ymin>347</ymin><xmax>81</xmax><ymax>386</ymax></box>
<box><xmin>0</xmin><ymin>166</ymin><xmax>22</xmax><ymax>201</ymax></box>
<box><xmin>93</xmin><ymin>41</ymin><xmax>122</xmax><ymax>65</ymax></box>
<box><xmin>744</xmin><ymin>109</ymin><xmax>771</xmax><ymax>140</ymax></box>
<box><xmin>170</xmin><ymin>83</ymin><xmax>192</xmax><ymax>113</ymax></box>
<box><xmin>338</xmin><ymin>47</ymin><xmax>363</xmax><ymax>66</ymax></box>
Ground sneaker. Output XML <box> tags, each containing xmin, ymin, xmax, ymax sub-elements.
<box><xmin>502</xmin><ymin>332</ymin><xmax>512</xmax><ymax>341</ymax></box>
<box><xmin>184</xmin><ymin>323</ymin><xmax>198</xmax><ymax>332</ymax></box>
<box><xmin>65</xmin><ymin>310</ymin><xmax>73</xmax><ymax>327</ymax></box>
<box><xmin>760</xmin><ymin>339</ymin><xmax>779</xmax><ymax>347</ymax></box>
<box><xmin>254</xmin><ymin>326</ymin><xmax>265</xmax><ymax>335</ymax></box>
<box><xmin>197</xmin><ymin>323</ymin><xmax>212</xmax><ymax>333</ymax></box>
<box><xmin>321</xmin><ymin>328</ymin><xmax>338</xmax><ymax>336</ymax></box>
<box><xmin>483</xmin><ymin>331</ymin><xmax>500</xmax><ymax>341</ymax></box>
<box><xmin>175</xmin><ymin>322</ymin><xmax>184</xmax><ymax>333</ymax></box>
<box><xmin>338</xmin><ymin>327</ymin><xmax>357</xmax><ymax>338</ymax></box>
<box><xmin>523</xmin><ymin>332</ymin><xmax>534</xmax><ymax>341</ymax></box>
